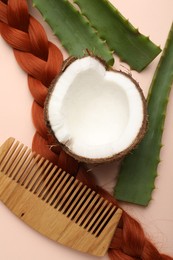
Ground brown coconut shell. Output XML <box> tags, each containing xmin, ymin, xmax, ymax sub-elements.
<box><xmin>44</xmin><ymin>56</ymin><xmax>147</xmax><ymax>164</ymax></box>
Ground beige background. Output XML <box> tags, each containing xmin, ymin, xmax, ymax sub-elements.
<box><xmin>0</xmin><ymin>0</ymin><xmax>173</xmax><ymax>259</ymax></box>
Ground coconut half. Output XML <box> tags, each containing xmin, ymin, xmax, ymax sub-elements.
<box><xmin>45</xmin><ymin>56</ymin><xmax>147</xmax><ymax>163</ymax></box>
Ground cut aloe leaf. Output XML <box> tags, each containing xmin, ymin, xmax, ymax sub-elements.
<box><xmin>32</xmin><ymin>0</ymin><xmax>114</xmax><ymax>65</ymax></box>
<box><xmin>75</xmin><ymin>0</ymin><xmax>161</xmax><ymax>71</ymax></box>
<box><xmin>114</xmin><ymin>23</ymin><xmax>173</xmax><ymax>206</ymax></box>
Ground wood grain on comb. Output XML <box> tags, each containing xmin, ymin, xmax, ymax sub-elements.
<box><xmin>0</xmin><ymin>138</ymin><xmax>122</xmax><ymax>256</ymax></box>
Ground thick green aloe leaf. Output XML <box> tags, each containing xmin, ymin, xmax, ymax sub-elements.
<box><xmin>32</xmin><ymin>0</ymin><xmax>113</xmax><ymax>65</ymax></box>
<box><xmin>75</xmin><ymin>0</ymin><xmax>161</xmax><ymax>71</ymax></box>
<box><xmin>114</xmin><ymin>23</ymin><xmax>173</xmax><ymax>206</ymax></box>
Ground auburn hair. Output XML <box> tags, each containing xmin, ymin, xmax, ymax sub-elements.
<box><xmin>0</xmin><ymin>1</ymin><xmax>172</xmax><ymax>259</ymax></box>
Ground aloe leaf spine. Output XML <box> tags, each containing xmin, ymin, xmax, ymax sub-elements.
<box><xmin>74</xmin><ymin>0</ymin><xmax>161</xmax><ymax>71</ymax></box>
<box><xmin>114</xmin><ymin>23</ymin><xmax>173</xmax><ymax>206</ymax></box>
<box><xmin>32</xmin><ymin>0</ymin><xmax>114</xmax><ymax>65</ymax></box>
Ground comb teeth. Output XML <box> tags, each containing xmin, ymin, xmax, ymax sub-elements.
<box><xmin>0</xmin><ymin>138</ymin><xmax>122</xmax><ymax>256</ymax></box>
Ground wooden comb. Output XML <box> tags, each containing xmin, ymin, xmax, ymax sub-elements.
<box><xmin>0</xmin><ymin>138</ymin><xmax>122</xmax><ymax>256</ymax></box>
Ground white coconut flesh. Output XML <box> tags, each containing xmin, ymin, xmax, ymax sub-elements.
<box><xmin>47</xmin><ymin>56</ymin><xmax>145</xmax><ymax>161</ymax></box>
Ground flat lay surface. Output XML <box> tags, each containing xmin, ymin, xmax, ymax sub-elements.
<box><xmin>0</xmin><ymin>0</ymin><xmax>173</xmax><ymax>259</ymax></box>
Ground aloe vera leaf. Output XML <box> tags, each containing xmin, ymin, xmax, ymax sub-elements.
<box><xmin>74</xmin><ymin>0</ymin><xmax>161</xmax><ymax>71</ymax></box>
<box><xmin>32</xmin><ymin>0</ymin><xmax>114</xmax><ymax>65</ymax></box>
<box><xmin>114</xmin><ymin>23</ymin><xmax>173</xmax><ymax>206</ymax></box>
